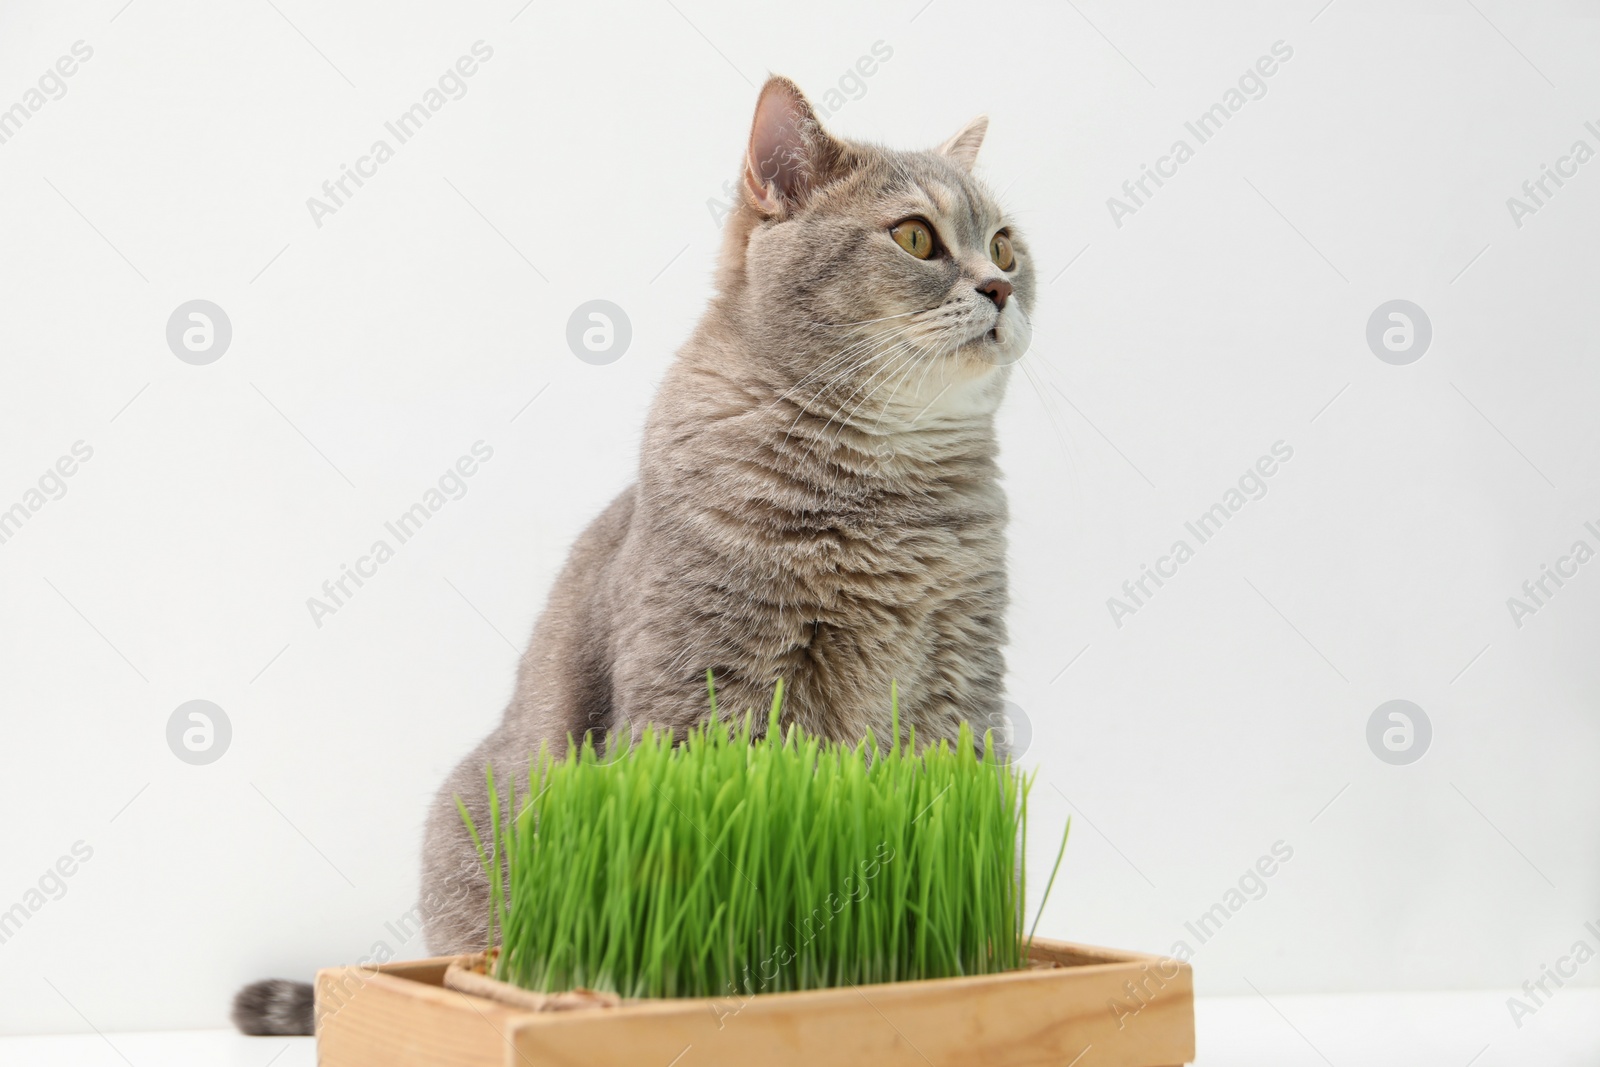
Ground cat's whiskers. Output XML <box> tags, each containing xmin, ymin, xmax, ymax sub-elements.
<box><xmin>813</xmin><ymin>315</ymin><xmax>980</xmax><ymax>469</ymax></box>
<box><xmin>774</xmin><ymin>299</ymin><xmax>960</xmax><ymax>422</ymax></box>
<box><xmin>792</xmin><ymin>339</ymin><xmax>923</xmax><ymax>473</ymax></box>
<box><xmin>775</xmin><ymin>311</ymin><xmax>931</xmax><ymax>435</ymax></box>
<box><xmin>810</xmin><ymin>342</ymin><xmax>928</xmax><ymax>467</ymax></box>
<box><xmin>803</xmin><ymin>309</ymin><xmax>921</xmax><ymax>331</ymax></box>
<box><xmin>890</xmin><ymin>344</ymin><xmax>952</xmax><ymax>429</ymax></box>
<box><xmin>768</xmin><ymin>322</ymin><xmax>920</xmax><ymax>430</ymax></box>
<box><xmin>879</xmin><ymin>336</ymin><xmax>945</xmax><ymax>419</ymax></box>
<box><xmin>1008</xmin><ymin>317</ymin><xmax>1080</xmax><ymax>481</ymax></box>
<box><xmin>910</xmin><ymin>381</ymin><xmax>957</xmax><ymax>426</ymax></box>
<box><xmin>857</xmin><ymin>351</ymin><xmax>929</xmax><ymax>443</ymax></box>
<box><xmin>778</xmin><ymin>329</ymin><xmax>922</xmax><ymax>454</ymax></box>
<box><xmin>1017</xmin><ymin>359</ymin><xmax>1075</xmax><ymax>474</ymax></box>
<box><xmin>779</xmin><ymin>301</ymin><xmax>968</xmax><ymax>432</ymax></box>
<box><xmin>870</xmin><ymin>327</ymin><xmax>967</xmax><ymax>440</ymax></box>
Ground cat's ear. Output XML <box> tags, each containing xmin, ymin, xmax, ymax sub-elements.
<box><xmin>744</xmin><ymin>76</ymin><xmax>840</xmax><ymax>217</ymax></box>
<box><xmin>937</xmin><ymin>116</ymin><xmax>988</xmax><ymax>172</ymax></box>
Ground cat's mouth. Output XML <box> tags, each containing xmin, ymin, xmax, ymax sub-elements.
<box><xmin>934</xmin><ymin>309</ymin><xmax>1023</xmax><ymax>368</ymax></box>
<box><xmin>965</xmin><ymin>313</ymin><xmax>1028</xmax><ymax>367</ymax></box>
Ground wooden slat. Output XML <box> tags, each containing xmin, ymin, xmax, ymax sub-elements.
<box><xmin>316</xmin><ymin>940</ymin><xmax>1195</xmax><ymax>1067</ymax></box>
<box><xmin>316</xmin><ymin>966</ymin><xmax>520</xmax><ymax>1067</ymax></box>
<box><xmin>508</xmin><ymin>946</ymin><xmax>1192</xmax><ymax>1067</ymax></box>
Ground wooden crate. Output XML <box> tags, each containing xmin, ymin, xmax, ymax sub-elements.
<box><xmin>315</xmin><ymin>939</ymin><xmax>1194</xmax><ymax>1066</ymax></box>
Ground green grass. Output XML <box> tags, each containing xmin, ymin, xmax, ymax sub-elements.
<box><xmin>458</xmin><ymin>678</ymin><xmax>1068</xmax><ymax>1000</ymax></box>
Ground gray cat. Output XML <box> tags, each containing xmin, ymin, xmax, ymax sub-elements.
<box><xmin>233</xmin><ymin>74</ymin><xmax>1034</xmax><ymax>1036</ymax></box>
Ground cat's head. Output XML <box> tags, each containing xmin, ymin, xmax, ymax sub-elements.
<box><xmin>717</xmin><ymin>76</ymin><xmax>1034</xmax><ymax>423</ymax></box>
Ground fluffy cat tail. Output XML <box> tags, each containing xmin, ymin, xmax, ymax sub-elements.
<box><xmin>231</xmin><ymin>978</ymin><xmax>314</xmax><ymax>1035</ymax></box>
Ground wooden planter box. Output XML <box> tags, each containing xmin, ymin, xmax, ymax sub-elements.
<box><xmin>315</xmin><ymin>938</ymin><xmax>1194</xmax><ymax>1066</ymax></box>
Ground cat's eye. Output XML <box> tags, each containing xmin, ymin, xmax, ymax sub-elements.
<box><xmin>891</xmin><ymin>219</ymin><xmax>937</xmax><ymax>260</ymax></box>
<box><xmin>989</xmin><ymin>231</ymin><xmax>1016</xmax><ymax>271</ymax></box>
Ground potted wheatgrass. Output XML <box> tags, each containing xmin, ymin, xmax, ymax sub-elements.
<box><xmin>314</xmin><ymin>682</ymin><xmax>1195</xmax><ymax>1067</ymax></box>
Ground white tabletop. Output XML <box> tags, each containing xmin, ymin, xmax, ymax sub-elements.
<box><xmin>1</xmin><ymin>989</ymin><xmax>1595</xmax><ymax>1066</ymax></box>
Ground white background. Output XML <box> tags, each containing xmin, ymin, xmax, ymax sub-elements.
<box><xmin>0</xmin><ymin>0</ymin><xmax>1596</xmax><ymax>1057</ymax></box>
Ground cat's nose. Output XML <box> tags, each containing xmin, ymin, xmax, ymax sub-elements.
<box><xmin>977</xmin><ymin>278</ymin><xmax>1013</xmax><ymax>310</ymax></box>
